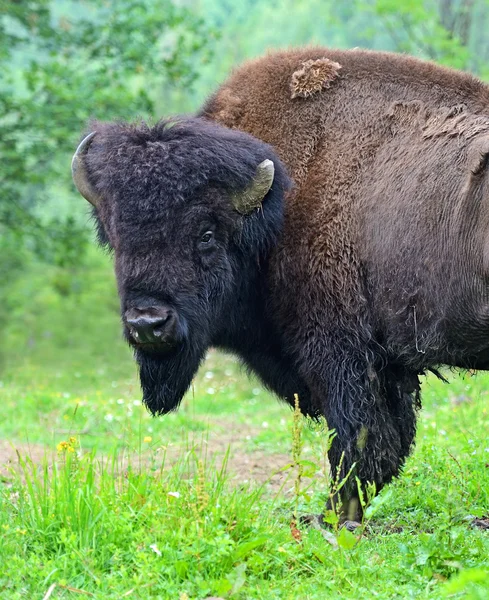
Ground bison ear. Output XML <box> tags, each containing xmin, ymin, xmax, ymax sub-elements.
<box><xmin>71</xmin><ymin>132</ymin><xmax>101</xmax><ymax>207</ymax></box>
<box><xmin>231</xmin><ymin>159</ymin><xmax>275</xmax><ymax>215</ymax></box>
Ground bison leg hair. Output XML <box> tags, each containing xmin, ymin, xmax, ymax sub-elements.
<box><xmin>311</xmin><ymin>347</ymin><xmax>420</xmax><ymax>522</ymax></box>
<box><xmin>385</xmin><ymin>366</ymin><xmax>421</xmax><ymax>465</ymax></box>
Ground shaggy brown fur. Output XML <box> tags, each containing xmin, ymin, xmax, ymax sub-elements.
<box><xmin>76</xmin><ymin>48</ymin><xmax>489</xmax><ymax>522</ymax></box>
<box><xmin>200</xmin><ymin>48</ymin><xmax>489</xmax><ymax>516</ymax></box>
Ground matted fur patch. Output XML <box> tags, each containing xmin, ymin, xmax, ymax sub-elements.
<box><xmin>290</xmin><ymin>58</ymin><xmax>341</xmax><ymax>99</ymax></box>
<box><xmin>422</xmin><ymin>104</ymin><xmax>489</xmax><ymax>140</ymax></box>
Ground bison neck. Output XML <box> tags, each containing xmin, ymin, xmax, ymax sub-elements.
<box><xmin>211</xmin><ymin>263</ymin><xmax>315</xmax><ymax>416</ymax></box>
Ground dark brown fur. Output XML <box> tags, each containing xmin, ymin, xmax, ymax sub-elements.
<box><xmin>201</xmin><ymin>48</ymin><xmax>489</xmax><ymax>515</ymax></box>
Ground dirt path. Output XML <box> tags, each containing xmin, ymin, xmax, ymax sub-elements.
<box><xmin>0</xmin><ymin>427</ymin><xmax>293</xmax><ymax>492</ymax></box>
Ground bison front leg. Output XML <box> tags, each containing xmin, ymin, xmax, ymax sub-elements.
<box><xmin>312</xmin><ymin>347</ymin><xmax>413</xmax><ymax>523</ymax></box>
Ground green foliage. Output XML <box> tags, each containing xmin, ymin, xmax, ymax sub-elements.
<box><xmin>364</xmin><ymin>0</ymin><xmax>489</xmax><ymax>76</ymax></box>
<box><xmin>1</xmin><ymin>0</ymin><xmax>211</xmax><ymax>206</ymax></box>
<box><xmin>0</xmin><ymin>2</ymin><xmax>211</xmax><ymax>252</ymax></box>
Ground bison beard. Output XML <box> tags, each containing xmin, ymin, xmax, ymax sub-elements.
<box><xmin>136</xmin><ymin>344</ymin><xmax>205</xmax><ymax>415</ymax></box>
<box><xmin>132</xmin><ymin>283</ymin><xmax>224</xmax><ymax>417</ymax></box>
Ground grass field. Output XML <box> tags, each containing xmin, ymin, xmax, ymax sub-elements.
<box><xmin>1</xmin><ymin>252</ymin><xmax>489</xmax><ymax>599</ymax></box>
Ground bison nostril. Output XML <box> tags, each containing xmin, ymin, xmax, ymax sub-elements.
<box><xmin>124</xmin><ymin>307</ymin><xmax>176</xmax><ymax>345</ymax></box>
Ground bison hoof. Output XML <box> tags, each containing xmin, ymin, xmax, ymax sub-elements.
<box><xmin>341</xmin><ymin>519</ymin><xmax>362</xmax><ymax>531</ymax></box>
<box><xmin>471</xmin><ymin>516</ymin><xmax>489</xmax><ymax>530</ymax></box>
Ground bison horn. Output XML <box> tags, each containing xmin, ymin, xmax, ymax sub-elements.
<box><xmin>71</xmin><ymin>131</ymin><xmax>100</xmax><ymax>207</ymax></box>
<box><xmin>232</xmin><ymin>159</ymin><xmax>275</xmax><ymax>215</ymax></box>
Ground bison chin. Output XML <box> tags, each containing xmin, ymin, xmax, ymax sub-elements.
<box><xmin>135</xmin><ymin>342</ymin><xmax>206</xmax><ymax>416</ymax></box>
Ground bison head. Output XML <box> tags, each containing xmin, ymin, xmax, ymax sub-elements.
<box><xmin>72</xmin><ymin>118</ymin><xmax>290</xmax><ymax>414</ymax></box>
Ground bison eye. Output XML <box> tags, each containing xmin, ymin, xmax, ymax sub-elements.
<box><xmin>200</xmin><ymin>230</ymin><xmax>214</xmax><ymax>244</ymax></box>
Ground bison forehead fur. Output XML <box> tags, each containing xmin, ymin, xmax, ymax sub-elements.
<box><xmin>84</xmin><ymin>118</ymin><xmax>288</xmax><ymax>236</ymax></box>
<box><xmin>76</xmin><ymin>47</ymin><xmax>489</xmax><ymax>520</ymax></box>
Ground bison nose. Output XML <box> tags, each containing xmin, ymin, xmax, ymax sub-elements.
<box><xmin>125</xmin><ymin>307</ymin><xmax>176</xmax><ymax>346</ymax></box>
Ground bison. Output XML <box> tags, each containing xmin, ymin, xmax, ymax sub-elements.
<box><xmin>72</xmin><ymin>48</ymin><xmax>489</xmax><ymax>523</ymax></box>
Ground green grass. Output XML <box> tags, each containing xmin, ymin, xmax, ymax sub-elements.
<box><xmin>1</xmin><ymin>252</ymin><xmax>489</xmax><ymax>599</ymax></box>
